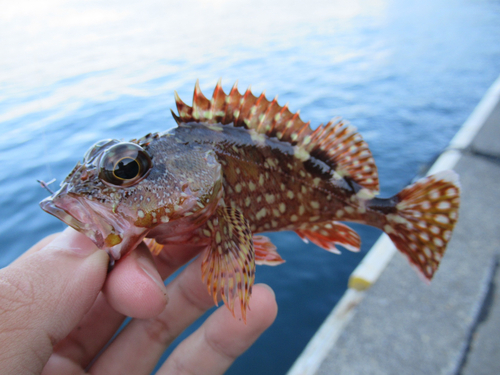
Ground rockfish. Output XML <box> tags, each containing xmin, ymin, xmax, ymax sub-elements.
<box><xmin>40</xmin><ymin>80</ymin><xmax>460</xmax><ymax>321</ymax></box>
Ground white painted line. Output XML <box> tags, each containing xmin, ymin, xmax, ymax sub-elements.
<box><xmin>426</xmin><ymin>149</ymin><xmax>462</xmax><ymax>175</ymax></box>
<box><xmin>348</xmin><ymin>234</ymin><xmax>396</xmax><ymax>291</ymax></box>
<box><xmin>286</xmin><ymin>289</ymin><xmax>364</xmax><ymax>375</ymax></box>
<box><xmin>449</xmin><ymin>74</ymin><xmax>500</xmax><ymax>151</ymax></box>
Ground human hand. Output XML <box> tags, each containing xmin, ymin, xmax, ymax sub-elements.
<box><xmin>0</xmin><ymin>228</ymin><xmax>277</xmax><ymax>374</ymax></box>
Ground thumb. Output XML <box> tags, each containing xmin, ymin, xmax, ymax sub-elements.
<box><xmin>0</xmin><ymin>228</ymin><xmax>109</xmax><ymax>374</ymax></box>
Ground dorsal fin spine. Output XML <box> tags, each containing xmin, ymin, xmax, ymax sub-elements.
<box><xmin>174</xmin><ymin>91</ymin><xmax>192</xmax><ymax>120</ymax></box>
<box><xmin>173</xmin><ymin>81</ymin><xmax>380</xmax><ymax>193</ymax></box>
<box><xmin>258</xmin><ymin>96</ymin><xmax>279</xmax><ymax>133</ymax></box>
<box><xmin>211</xmin><ymin>80</ymin><xmax>226</xmax><ymax>123</ymax></box>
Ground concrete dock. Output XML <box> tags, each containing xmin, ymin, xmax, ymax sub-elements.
<box><xmin>288</xmin><ymin>75</ymin><xmax>500</xmax><ymax>375</ymax></box>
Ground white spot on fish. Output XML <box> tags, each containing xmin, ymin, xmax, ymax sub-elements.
<box><xmin>265</xmin><ymin>194</ymin><xmax>275</xmax><ymax>204</ymax></box>
<box><xmin>437</xmin><ymin>201</ymin><xmax>451</xmax><ymax>210</ymax></box>
<box><xmin>419</xmin><ymin>232</ymin><xmax>430</xmax><ymax>242</ymax></box>
<box><xmin>384</xmin><ymin>224</ymin><xmax>395</xmax><ymax>234</ymax></box>
<box><xmin>435</xmin><ymin>215</ymin><xmax>450</xmax><ymax>224</ymax></box>
<box><xmin>434</xmin><ymin>238</ymin><xmax>444</xmax><ymax>247</ymax></box>
<box><xmin>256</xmin><ymin>207</ymin><xmax>268</xmax><ymax>220</ymax></box>
<box><xmin>446</xmin><ymin>188</ymin><xmax>457</xmax><ymax>197</ymax></box>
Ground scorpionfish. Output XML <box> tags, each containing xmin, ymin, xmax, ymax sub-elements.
<box><xmin>40</xmin><ymin>80</ymin><xmax>460</xmax><ymax>321</ymax></box>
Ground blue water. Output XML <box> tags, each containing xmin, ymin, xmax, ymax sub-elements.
<box><xmin>1</xmin><ymin>0</ymin><xmax>500</xmax><ymax>373</ymax></box>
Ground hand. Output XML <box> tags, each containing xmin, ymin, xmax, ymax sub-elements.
<box><xmin>0</xmin><ymin>228</ymin><xmax>277</xmax><ymax>374</ymax></box>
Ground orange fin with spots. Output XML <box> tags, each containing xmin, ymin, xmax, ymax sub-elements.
<box><xmin>295</xmin><ymin>222</ymin><xmax>361</xmax><ymax>254</ymax></box>
<box><xmin>201</xmin><ymin>206</ymin><xmax>255</xmax><ymax>323</ymax></box>
<box><xmin>144</xmin><ymin>238</ymin><xmax>164</xmax><ymax>256</ymax></box>
<box><xmin>382</xmin><ymin>170</ymin><xmax>460</xmax><ymax>280</ymax></box>
<box><xmin>253</xmin><ymin>235</ymin><xmax>285</xmax><ymax>266</ymax></box>
<box><xmin>173</xmin><ymin>80</ymin><xmax>379</xmax><ymax>194</ymax></box>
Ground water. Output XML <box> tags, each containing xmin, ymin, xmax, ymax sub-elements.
<box><xmin>1</xmin><ymin>0</ymin><xmax>500</xmax><ymax>373</ymax></box>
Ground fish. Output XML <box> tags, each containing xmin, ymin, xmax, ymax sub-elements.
<box><xmin>40</xmin><ymin>80</ymin><xmax>460</xmax><ymax>321</ymax></box>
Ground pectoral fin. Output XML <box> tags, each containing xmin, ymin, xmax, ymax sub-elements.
<box><xmin>201</xmin><ymin>206</ymin><xmax>255</xmax><ymax>322</ymax></box>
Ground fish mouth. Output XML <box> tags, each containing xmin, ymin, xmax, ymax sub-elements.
<box><xmin>40</xmin><ymin>185</ymin><xmax>141</xmax><ymax>260</ymax></box>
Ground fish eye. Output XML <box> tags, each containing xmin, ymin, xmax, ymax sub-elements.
<box><xmin>98</xmin><ymin>143</ymin><xmax>152</xmax><ymax>187</ymax></box>
<box><xmin>84</xmin><ymin>139</ymin><xmax>116</xmax><ymax>161</ymax></box>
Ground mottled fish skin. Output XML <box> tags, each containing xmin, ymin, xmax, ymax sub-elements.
<box><xmin>40</xmin><ymin>80</ymin><xmax>461</xmax><ymax>322</ymax></box>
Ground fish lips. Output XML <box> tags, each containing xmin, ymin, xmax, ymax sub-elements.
<box><xmin>40</xmin><ymin>185</ymin><xmax>122</xmax><ymax>251</ymax></box>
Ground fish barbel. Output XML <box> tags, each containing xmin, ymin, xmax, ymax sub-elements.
<box><xmin>40</xmin><ymin>80</ymin><xmax>460</xmax><ymax>321</ymax></box>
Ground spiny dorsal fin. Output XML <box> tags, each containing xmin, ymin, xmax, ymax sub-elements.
<box><xmin>173</xmin><ymin>80</ymin><xmax>380</xmax><ymax>193</ymax></box>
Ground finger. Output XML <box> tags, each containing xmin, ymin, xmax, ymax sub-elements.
<box><xmin>103</xmin><ymin>243</ymin><xmax>168</xmax><ymax>319</ymax></box>
<box><xmin>14</xmin><ymin>232</ymin><xmax>61</xmax><ymax>262</ymax></box>
<box><xmin>0</xmin><ymin>228</ymin><xmax>108</xmax><ymax>375</ymax></box>
<box><xmin>90</xmin><ymin>254</ymin><xmax>216</xmax><ymax>375</ymax></box>
<box><xmin>43</xmin><ymin>242</ymin><xmax>206</xmax><ymax>371</ymax></box>
<box><xmin>101</xmin><ymin>241</ymin><xmax>206</xmax><ymax>318</ymax></box>
<box><xmin>152</xmin><ymin>243</ymin><xmax>207</xmax><ymax>279</ymax></box>
<box><xmin>44</xmin><ymin>293</ymin><xmax>125</xmax><ymax>373</ymax></box>
<box><xmin>159</xmin><ymin>284</ymin><xmax>277</xmax><ymax>375</ymax></box>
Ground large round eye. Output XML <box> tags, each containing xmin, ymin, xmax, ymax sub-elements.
<box><xmin>84</xmin><ymin>139</ymin><xmax>116</xmax><ymax>162</ymax></box>
<box><xmin>98</xmin><ymin>143</ymin><xmax>152</xmax><ymax>187</ymax></box>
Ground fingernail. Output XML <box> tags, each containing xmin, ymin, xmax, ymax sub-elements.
<box><xmin>46</xmin><ymin>227</ymin><xmax>97</xmax><ymax>257</ymax></box>
<box><xmin>256</xmin><ymin>283</ymin><xmax>276</xmax><ymax>299</ymax></box>
<box><xmin>137</xmin><ymin>255</ymin><xmax>169</xmax><ymax>299</ymax></box>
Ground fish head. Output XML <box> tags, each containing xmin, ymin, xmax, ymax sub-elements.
<box><xmin>40</xmin><ymin>137</ymin><xmax>222</xmax><ymax>261</ymax></box>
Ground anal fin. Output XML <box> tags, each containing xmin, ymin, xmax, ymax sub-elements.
<box><xmin>295</xmin><ymin>221</ymin><xmax>361</xmax><ymax>254</ymax></box>
<box><xmin>201</xmin><ymin>206</ymin><xmax>255</xmax><ymax>322</ymax></box>
<box><xmin>253</xmin><ymin>235</ymin><xmax>285</xmax><ymax>266</ymax></box>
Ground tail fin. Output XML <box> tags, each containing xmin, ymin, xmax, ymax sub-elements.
<box><xmin>384</xmin><ymin>170</ymin><xmax>460</xmax><ymax>280</ymax></box>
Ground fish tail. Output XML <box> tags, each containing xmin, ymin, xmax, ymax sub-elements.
<box><xmin>381</xmin><ymin>170</ymin><xmax>460</xmax><ymax>280</ymax></box>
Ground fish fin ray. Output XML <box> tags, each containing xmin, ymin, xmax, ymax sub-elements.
<box><xmin>384</xmin><ymin>170</ymin><xmax>460</xmax><ymax>280</ymax></box>
<box><xmin>172</xmin><ymin>81</ymin><xmax>379</xmax><ymax>193</ymax></box>
<box><xmin>295</xmin><ymin>221</ymin><xmax>361</xmax><ymax>254</ymax></box>
<box><xmin>253</xmin><ymin>235</ymin><xmax>285</xmax><ymax>266</ymax></box>
<box><xmin>144</xmin><ymin>238</ymin><xmax>164</xmax><ymax>256</ymax></box>
<box><xmin>200</xmin><ymin>206</ymin><xmax>255</xmax><ymax>323</ymax></box>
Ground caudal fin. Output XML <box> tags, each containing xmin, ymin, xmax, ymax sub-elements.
<box><xmin>384</xmin><ymin>170</ymin><xmax>460</xmax><ymax>280</ymax></box>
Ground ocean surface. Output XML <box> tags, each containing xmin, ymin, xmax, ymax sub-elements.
<box><xmin>1</xmin><ymin>0</ymin><xmax>500</xmax><ymax>373</ymax></box>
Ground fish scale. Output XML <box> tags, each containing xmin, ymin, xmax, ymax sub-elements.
<box><xmin>40</xmin><ymin>80</ymin><xmax>461</xmax><ymax>322</ymax></box>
